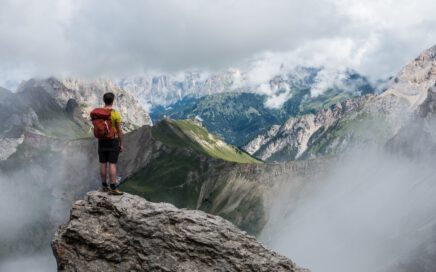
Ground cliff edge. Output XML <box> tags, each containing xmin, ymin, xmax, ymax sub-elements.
<box><xmin>51</xmin><ymin>191</ymin><xmax>308</xmax><ymax>272</ymax></box>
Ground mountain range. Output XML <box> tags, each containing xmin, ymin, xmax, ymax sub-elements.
<box><xmin>119</xmin><ymin>66</ymin><xmax>379</xmax><ymax>108</ymax></box>
<box><xmin>242</xmin><ymin>45</ymin><xmax>436</xmax><ymax>162</ymax></box>
<box><xmin>1</xmin><ymin>44</ymin><xmax>436</xmax><ymax>271</ymax></box>
<box><xmin>148</xmin><ymin>68</ymin><xmax>379</xmax><ymax>147</ymax></box>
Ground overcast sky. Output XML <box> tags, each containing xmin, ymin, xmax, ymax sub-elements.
<box><xmin>0</xmin><ymin>0</ymin><xmax>435</xmax><ymax>88</ymax></box>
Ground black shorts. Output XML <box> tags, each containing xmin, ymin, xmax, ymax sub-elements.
<box><xmin>98</xmin><ymin>139</ymin><xmax>120</xmax><ymax>164</ymax></box>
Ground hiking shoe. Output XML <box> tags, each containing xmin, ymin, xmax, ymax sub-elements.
<box><xmin>108</xmin><ymin>187</ymin><xmax>124</xmax><ymax>195</ymax></box>
<box><xmin>101</xmin><ymin>186</ymin><xmax>109</xmax><ymax>192</ymax></box>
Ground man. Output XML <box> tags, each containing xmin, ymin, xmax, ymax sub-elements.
<box><xmin>96</xmin><ymin>92</ymin><xmax>124</xmax><ymax>195</ymax></box>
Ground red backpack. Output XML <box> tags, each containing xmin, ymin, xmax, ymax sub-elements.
<box><xmin>90</xmin><ymin>108</ymin><xmax>116</xmax><ymax>140</ymax></box>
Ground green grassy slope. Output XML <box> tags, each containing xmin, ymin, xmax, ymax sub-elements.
<box><xmin>152</xmin><ymin>119</ymin><xmax>260</xmax><ymax>163</ymax></box>
<box><xmin>121</xmin><ymin>150</ymin><xmax>204</xmax><ymax>209</ymax></box>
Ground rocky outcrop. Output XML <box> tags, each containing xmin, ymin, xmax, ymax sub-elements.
<box><xmin>243</xmin><ymin>97</ymin><xmax>368</xmax><ymax>161</ymax></box>
<box><xmin>378</xmin><ymin>45</ymin><xmax>436</xmax><ymax>111</ymax></box>
<box><xmin>363</xmin><ymin>45</ymin><xmax>436</xmax><ymax>132</ymax></box>
<box><xmin>52</xmin><ymin>191</ymin><xmax>308</xmax><ymax>272</ymax></box>
<box><xmin>242</xmin><ymin>125</ymin><xmax>281</xmax><ymax>156</ymax></box>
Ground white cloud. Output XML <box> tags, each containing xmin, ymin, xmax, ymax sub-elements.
<box><xmin>0</xmin><ymin>0</ymin><xmax>435</xmax><ymax>88</ymax></box>
<box><xmin>264</xmin><ymin>90</ymin><xmax>293</xmax><ymax>109</ymax></box>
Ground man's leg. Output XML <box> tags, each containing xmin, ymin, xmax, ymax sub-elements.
<box><xmin>109</xmin><ymin>163</ymin><xmax>117</xmax><ymax>184</ymax></box>
<box><xmin>108</xmin><ymin>162</ymin><xmax>123</xmax><ymax>195</ymax></box>
<box><xmin>100</xmin><ymin>163</ymin><xmax>109</xmax><ymax>191</ymax></box>
<box><xmin>107</xmin><ymin>145</ymin><xmax>123</xmax><ymax>195</ymax></box>
<box><xmin>100</xmin><ymin>163</ymin><xmax>107</xmax><ymax>183</ymax></box>
<box><xmin>99</xmin><ymin>146</ymin><xmax>110</xmax><ymax>190</ymax></box>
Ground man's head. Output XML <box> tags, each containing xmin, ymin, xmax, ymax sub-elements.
<box><xmin>103</xmin><ymin>92</ymin><xmax>115</xmax><ymax>106</ymax></box>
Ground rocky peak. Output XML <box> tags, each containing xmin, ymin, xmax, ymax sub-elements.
<box><xmin>377</xmin><ymin>45</ymin><xmax>436</xmax><ymax>112</ymax></box>
<box><xmin>17</xmin><ymin>77</ymin><xmax>152</xmax><ymax>132</ymax></box>
<box><xmin>415</xmin><ymin>45</ymin><xmax>436</xmax><ymax>62</ymax></box>
<box><xmin>52</xmin><ymin>191</ymin><xmax>307</xmax><ymax>272</ymax></box>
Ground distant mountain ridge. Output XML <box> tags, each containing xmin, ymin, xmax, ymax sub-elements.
<box><xmin>119</xmin><ymin>66</ymin><xmax>378</xmax><ymax>108</ymax></box>
<box><xmin>241</xmin><ymin>45</ymin><xmax>436</xmax><ymax>162</ymax></box>
<box><xmin>150</xmin><ymin>71</ymin><xmax>376</xmax><ymax>147</ymax></box>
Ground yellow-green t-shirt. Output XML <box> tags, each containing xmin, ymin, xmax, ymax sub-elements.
<box><xmin>111</xmin><ymin>110</ymin><xmax>122</xmax><ymax>132</ymax></box>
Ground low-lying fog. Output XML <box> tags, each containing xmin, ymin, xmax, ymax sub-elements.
<box><xmin>261</xmin><ymin>149</ymin><xmax>436</xmax><ymax>271</ymax></box>
<box><xmin>0</xmin><ymin>150</ymin><xmax>96</xmax><ymax>272</ymax></box>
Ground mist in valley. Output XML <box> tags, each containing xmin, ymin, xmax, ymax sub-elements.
<box><xmin>261</xmin><ymin>145</ymin><xmax>436</xmax><ymax>271</ymax></box>
<box><xmin>0</xmin><ymin>148</ymin><xmax>96</xmax><ymax>272</ymax></box>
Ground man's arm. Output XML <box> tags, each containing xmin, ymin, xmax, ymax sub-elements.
<box><xmin>116</xmin><ymin>122</ymin><xmax>123</xmax><ymax>152</ymax></box>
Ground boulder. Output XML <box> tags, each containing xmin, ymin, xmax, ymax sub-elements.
<box><xmin>52</xmin><ymin>191</ymin><xmax>308</xmax><ymax>272</ymax></box>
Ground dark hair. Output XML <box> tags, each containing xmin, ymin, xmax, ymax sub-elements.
<box><xmin>103</xmin><ymin>92</ymin><xmax>115</xmax><ymax>105</ymax></box>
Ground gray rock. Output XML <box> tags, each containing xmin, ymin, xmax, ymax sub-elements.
<box><xmin>52</xmin><ymin>191</ymin><xmax>308</xmax><ymax>272</ymax></box>
<box><xmin>242</xmin><ymin>97</ymin><xmax>368</xmax><ymax>161</ymax></box>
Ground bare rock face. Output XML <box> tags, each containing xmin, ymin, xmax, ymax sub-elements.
<box><xmin>378</xmin><ymin>45</ymin><xmax>436</xmax><ymax>111</ymax></box>
<box><xmin>17</xmin><ymin>77</ymin><xmax>152</xmax><ymax>133</ymax></box>
<box><xmin>243</xmin><ymin>97</ymin><xmax>368</xmax><ymax>161</ymax></box>
<box><xmin>364</xmin><ymin>45</ymin><xmax>436</xmax><ymax>132</ymax></box>
<box><xmin>61</xmin><ymin>77</ymin><xmax>153</xmax><ymax>130</ymax></box>
<box><xmin>52</xmin><ymin>191</ymin><xmax>308</xmax><ymax>272</ymax></box>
